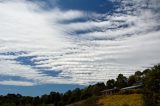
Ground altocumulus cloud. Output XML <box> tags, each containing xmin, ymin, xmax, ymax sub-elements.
<box><xmin>0</xmin><ymin>0</ymin><xmax>160</xmax><ymax>86</ymax></box>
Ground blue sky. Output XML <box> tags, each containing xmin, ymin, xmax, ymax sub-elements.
<box><xmin>0</xmin><ymin>84</ymin><xmax>84</xmax><ymax>96</ymax></box>
<box><xmin>0</xmin><ymin>0</ymin><xmax>160</xmax><ymax>96</ymax></box>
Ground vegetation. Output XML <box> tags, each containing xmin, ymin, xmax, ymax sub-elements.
<box><xmin>143</xmin><ymin>65</ymin><xmax>160</xmax><ymax>106</ymax></box>
<box><xmin>68</xmin><ymin>96</ymin><xmax>99</xmax><ymax>106</ymax></box>
<box><xmin>0</xmin><ymin>64</ymin><xmax>159</xmax><ymax>106</ymax></box>
<box><xmin>98</xmin><ymin>94</ymin><xmax>143</xmax><ymax>106</ymax></box>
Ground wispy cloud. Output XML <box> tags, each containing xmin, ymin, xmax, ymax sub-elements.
<box><xmin>0</xmin><ymin>0</ymin><xmax>160</xmax><ymax>86</ymax></box>
<box><xmin>0</xmin><ymin>80</ymin><xmax>34</xmax><ymax>86</ymax></box>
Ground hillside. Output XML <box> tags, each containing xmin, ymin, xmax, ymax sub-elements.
<box><xmin>68</xmin><ymin>94</ymin><xmax>143</xmax><ymax>106</ymax></box>
<box><xmin>98</xmin><ymin>94</ymin><xmax>143</xmax><ymax>106</ymax></box>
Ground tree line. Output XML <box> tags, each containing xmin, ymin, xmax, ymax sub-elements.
<box><xmin>0</xmin><ymin>64</ymin><xmax>159</xmax><ymax>106</ymax></box>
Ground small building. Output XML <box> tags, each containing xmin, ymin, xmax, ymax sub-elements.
<box><xmin>101</xmin><ymin>87</ymin><xmax>119</xmax><ymax>95</ymax></box>
<box><xmin>101</xmin><ymin>84</ymin><xmax>143</xmax><ymax>95</ymax></box>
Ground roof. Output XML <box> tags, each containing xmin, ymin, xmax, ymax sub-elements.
<box><xmin>120</xmin><ymin>85</ymin><xmax>143</xmax><ymax>90</ymax></box>
<box><xmin>101</xmin><ymin>87</ymin><xmax>118</xmax><ymax>92</ymax></box>
<box><xmin>101</xmin><ymin>84</ymin><xmax>143</xmax><ymax>93</ymax></box>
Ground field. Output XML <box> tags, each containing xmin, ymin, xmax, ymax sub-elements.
<box><xmin>68</xmin><ymin>94</ymin><xmax>143</xmax><ymax>106</ymax></box>
<box><xmin>98</xmin><ymin>94</ymin><xmax>143</xmax><ymax>106</ymax></box>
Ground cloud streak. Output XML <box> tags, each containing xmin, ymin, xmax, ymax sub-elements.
<box><xmin>0</xmin><ymin>0</ymin><xmax>160</xmax><ymax>86</ymax></box>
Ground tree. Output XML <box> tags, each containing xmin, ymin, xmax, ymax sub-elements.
<box><xmin>41</xmin><ymin>94</ymin><xmax>49</xmax><ymax>104</ymax></box>
<box><xmin>142</xmin><ymin>69</ymin><xmax>151</xmax><ymax>79</ymax></box>
<box><xmin>143</xmin><ymin>64</ymin><xmax>160</xmax><ymax>106</ymax></box>
<box><xmin>33</xmin><ymin>96</ymin><xmax>40</xmax><ymax>106</ymax></box>
<box><xmin>134</xmin><ymin>71</ymin><xmax>142</xmax><ymax>82</ymax></box>
<box><xmin>68</xmin><ymin>88</ymin><xmax>81</xmax><ymax>103</ymax></box>
<box><xmin>128</xmin><ymin>75</ymin><xmax>136</xmax><ymax>86</ymax></box>
<box><xmin>116</xmin><ymin>74</ymin><xmax>128</xmax><ymax>89</ymax></box>
<box><xmin>135</xmin><ymin>71</ymin><xmax>142</xmax><ymax>76</ymax></box>
<box><xmin>91</xmin><ymin>83</ymin><xmax>106</xmax><ymax>95</ymax></box>
<box><xmin>106</xmin><ymin>79</ymin><xmax>116</xmax><ymax>89</ymax></box>
<box><xmin>142</xmin><ymin>69</ymin><xmax>151</xmax><ymax>76</ymax></box>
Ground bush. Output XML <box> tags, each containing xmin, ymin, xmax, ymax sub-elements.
<box><xmin>143</xmin><ymin>64</ymin><xmax>160</xmax><ymax>106</ymax></box>
<box><xmin>84</xmin><ymin>96</ymin><xmax>99</xmax><ymax>106</ymax></box>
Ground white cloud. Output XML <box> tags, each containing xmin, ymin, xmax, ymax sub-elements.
<box><xmin>50</xmin><ymin>9</ymin><xmax>85</xmax><ymax>21</ymax></box>
<box><xmin>0</xmin><ymin>1</ymin><xmax>72</xmax><ymax>52</ymax></box>
<box><xmin>0</xmin><ymin>0</ymin><xmax>160</xmax><ymax>86</ymax></box>
<box><xmin>0</xmin><ymin>80</ymin><xmax>34</xmax><ymax>86</ymax></box>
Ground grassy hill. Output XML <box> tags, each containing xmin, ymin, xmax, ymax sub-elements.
<box><xmin>98</xmin><ymin>94</ymin><xmax>143</xmax><ymax>106</ymax></box>
<box><xmin>68</xmin><ymin>94</ymin><xmax>143</xmax><ymax>106</ymax></box>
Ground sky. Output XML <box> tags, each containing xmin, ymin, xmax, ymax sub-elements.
<box><xmin>0</xmin><ymin>0</ymin><xmax>160</xmax><ymax>96</ymax></box>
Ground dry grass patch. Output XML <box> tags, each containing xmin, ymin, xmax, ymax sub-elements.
<box><xmin>98</xmin><ymin>94</ymin><xmax>143</xmax><ymax>106</ymax></box>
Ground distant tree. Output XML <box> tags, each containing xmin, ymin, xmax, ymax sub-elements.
<box><xmin>106</xmin><ymin>79</ymin><xmax>116</xmax><ymax>89</ymax></box>
<box><xmin>135</xmin><ymin>71</ymin><xmax>142</xmax><ymax>76</ymax></box>
<box><xmin>128</xmin><ymin>75</ymin><xmax>136</xmax><ymax>86</ymax></box>
<box><xmin>64</xmin><ymin>90</ymin><xmax>72</xmax><ymax>104</ymax></box>
<box><xmin>67</xmin><ymin>88</ymin><xmax>81</xmax><ymax>104</ymax></box>
<box><xmin>134</xmin><ymin>71</ymin><xmax>142</xmax><ymax>82</ymax></box>
<box><xmin>20</xmin><ymin>96</ymin><xmax>33</xmax><ymax>106</ymax></box>
<box><xmin>33</xmin><ymin>96</ymin><xmax>40</xmax><ymax>106</ymax></box>
<box><xmin>49</xmin><ymin>92</ymin><xmax>60</xmax><ymax>103</ymax></box>
<box><xmin>116</xmin><ymin>74</ymin><xmax>128</xmax><ymax>89</ymax></box>
<box><xmin>92</xmin><ymin>83</ymin><xmax>106</xmax><ymax>95</ymax></box>
<box><xmin>142</xmin><ymin>69</ymin><xmax>151</xmax><ymax>77</ymax></box>
<box><xmin>80</xmin><ymin>87</ymin><xmax>92</xmax><ymax>100</ymax></box>
<box><xmin>41</xmin><ymin>94</ymin><xmax>49</xmax><ymax>104</ymax></box>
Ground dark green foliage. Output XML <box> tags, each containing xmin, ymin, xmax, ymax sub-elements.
<box><xmin>106</xmin><ymin>79</ymin><xmax>116</xmax><ymax>89</ymax></box>
<box><xmin>128</xmin><ymin>75</ymin><xmax>136</xmax><ymax>86</ymax></box>
<box><xmin>134</xmin><ymin>71</ymin><xmax>143</xmax><ymax>82</ymax></box>
<box><xmin>143</xmin><ymin>64</ymin><xmax>160</xmax><ymax>106</ymax></box>
<box><xmin>142</xmin><ymin>69</ymin><xmax>151</xmax><ymax>76</ymax></box>
<box><xmin>92</xmin><ymin>83</ymin><xmax>106</xmax><ymax>95</ymax></box>
<box><xmin>116</xmin><ymin>74</ymin><xmax>128</xmax><ymax>89</ymax></box>
<box><xmin>135</xmin><ymin>71</ymin><xmax>142</xmax><ymax>77</ymax></box>
<box><xmin>0</xmin><ymin>83</ymin><xmax>106</xmax><ymax>106</ymax></box>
